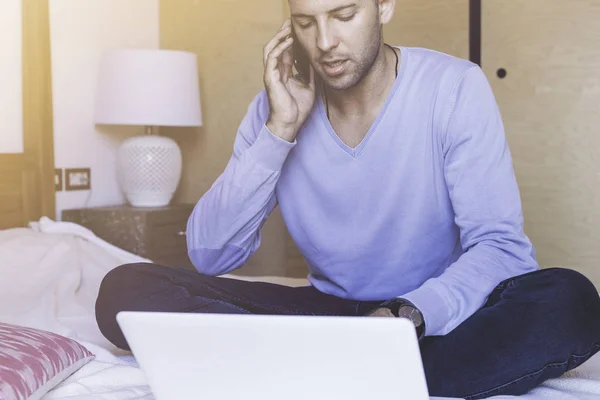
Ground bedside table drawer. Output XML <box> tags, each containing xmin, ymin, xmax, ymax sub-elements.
<box><xmin>62</xmin><ymin>203</ymin><xmax>196</xmax><ymax>270</ymax></box>
<box><xmin>147</xmin><ymin>221</ymin><xmax>188</xmax><ymax>254</ymax></box>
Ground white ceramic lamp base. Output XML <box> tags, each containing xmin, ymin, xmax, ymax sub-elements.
<box><xmin>117</xmin><ymin>135</ymin><xmax>182</xmax><ymax>208</ymax></box>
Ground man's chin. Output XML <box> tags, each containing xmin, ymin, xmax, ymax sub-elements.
<box><xmin>320</xmin><ymin>73</ymin><xmax>360</xmax><ymax>92</ymax></box>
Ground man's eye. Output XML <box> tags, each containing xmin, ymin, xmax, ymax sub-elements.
<box><xmin>338</xmin><ymin>14</ymin><xmax>356</xmax><ymax>22</ymax></box>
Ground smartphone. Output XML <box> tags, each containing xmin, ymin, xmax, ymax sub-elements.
<box><xmin>292</xmin><ymin>27</ymin><xmax>310</xmax><ymax>83</ymax></box>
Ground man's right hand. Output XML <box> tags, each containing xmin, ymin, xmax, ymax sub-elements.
<box><xmin>263</xmin><ymin>19</ymin><xmax>316</xmax><ymax>143</ymax></box>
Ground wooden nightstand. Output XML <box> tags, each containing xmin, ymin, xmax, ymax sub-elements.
<box><xmin>62</xmin><ymin>203</ymin><xmax>196</xmax><ymax>270</ymax></box>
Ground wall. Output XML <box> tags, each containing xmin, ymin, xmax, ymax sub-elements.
<box><xmin>383</xmin><ymin>0</ymin><xmax>468</xmax><ymax>60</ymax></box>
<box><xmin>161</xmin><ymin>0</ymin><xmax>469</xmax><ymax>277</ymax></box>
<box><xmin>49</xmin><ymin>0</ymin><xmax>160</xmax><ymax>219</ymax></box>
<box><xmin>482</xmin><ymin>0</ymin><xmax>600</xmax><ymax>286</ymax></box>
<box><xmin>160</xmin><ymin>0</ymin><xmax>291</xmax><ymax>276</ymax></box>
<box><xmin>0</xmin><ymin>0</ymin><xmax>23</xmax><ymax>154</ymax></box>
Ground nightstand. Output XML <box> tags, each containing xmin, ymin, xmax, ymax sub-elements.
<box><xmin>62</xmin><ymin>203</ymin><xmax>196</xmax><ymax>270</ymax></box>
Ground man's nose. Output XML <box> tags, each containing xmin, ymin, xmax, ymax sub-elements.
<box><xmin>316</xmin><ymin>24</ymin><xmax>338</xmax><ymax>54</ymax></box>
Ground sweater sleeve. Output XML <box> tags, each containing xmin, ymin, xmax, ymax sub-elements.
<box><xmin>401</xmin><ymin>66</ymin><xmax>539</xmax><ymax>336</ymax></box>
<box><xmin>186</xmin><ymin>90</ymin><xmax>296</xmax><ymax>275</ymax></box>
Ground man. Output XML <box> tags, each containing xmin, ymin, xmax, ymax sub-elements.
<box><xmin>95</xmin><ymin>0</ymin><xmax>600</xmax><ymax>398</ymax></box>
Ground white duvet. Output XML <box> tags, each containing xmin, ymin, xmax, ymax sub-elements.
<box><xmin>1</xmin><ymin>217</ymin><xmax>600</xmax><ymax>400</ymax></box>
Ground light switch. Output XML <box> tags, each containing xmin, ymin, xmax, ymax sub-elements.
<box><xmin>54</xmin><ymin>169</ymin><xmax>63</xmax><ymax>191</ymax></box>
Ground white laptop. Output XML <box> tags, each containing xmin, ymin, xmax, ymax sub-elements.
<box><xmin>117</xmin><ymin>311</ymin><xmax>461</xmax><ymax>400</ymax></box>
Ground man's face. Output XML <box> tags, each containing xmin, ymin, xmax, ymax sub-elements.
<box><xmin>288</xmin><ymin>0</ymin><xmax>383</xmax><ymax>90</ymax></box>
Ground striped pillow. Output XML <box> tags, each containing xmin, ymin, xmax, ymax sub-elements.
<box><xmin>0</xmin><ymin>322</ymin><xmax>94</xmax><ymax>400</ymax></box>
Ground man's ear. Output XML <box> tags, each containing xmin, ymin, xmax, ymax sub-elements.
<box><xmin>378</xmin><ymin>0</ymin><xmax>396</xmax><ymax>25</ymax></box>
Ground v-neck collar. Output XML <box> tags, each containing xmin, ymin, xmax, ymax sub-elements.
<box><xmin>317</xmin><ymin>46</ymin><xmax>408</xmax><ymax>158</ymax></box>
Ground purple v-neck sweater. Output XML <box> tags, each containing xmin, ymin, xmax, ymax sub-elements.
<box><xmin>186</xmin><ymin>47</ymin><xmax>539</xmax><ymax>336</ymax></box>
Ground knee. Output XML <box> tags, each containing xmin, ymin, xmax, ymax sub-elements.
<box><xmin>95</xmin><ymin>263</ymin><xmax>153</xmax><ymax>350</ymax></box>
<box><xmin>541</xmin><ymin>268</ymin><xmax>598</xmax><ymax>304</ymax></box>
<box><xmin>536</xmin><ymin>268</ymin><xmax>600</xmax><ymax>338</ymax></box>
<box><xmin>102</xmin><ymin>261</ymin><xmax>150</xmax><ymax>284</ymax></box>
<box><xmin>97</xmin><ymin>263</ymin><xmax>150</xmax><ymax>305</ymax></box>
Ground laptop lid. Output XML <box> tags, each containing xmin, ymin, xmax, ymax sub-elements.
<box><xmin>117</xmin><ymin>311</ymin><xmax>431</xmax><ymax>400</ymax></box>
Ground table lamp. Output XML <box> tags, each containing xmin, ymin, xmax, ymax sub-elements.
<box><xmin>94</xmin><ymin>49</ymin><xmax>202</xmax><ymax>207</ymax></box>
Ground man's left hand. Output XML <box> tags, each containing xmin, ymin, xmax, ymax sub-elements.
<box><xmin>365</xmin><ymin>299</ymin><xmax>426</xmax><ymax>340</ymax></box>
<box><xmin>366</xmin><ymin>307</ymin><xmax>395</xmax><ymax>317</ymax></box>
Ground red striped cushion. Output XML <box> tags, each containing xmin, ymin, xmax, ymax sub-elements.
<box><xmin>0</xmin><ymin>322</ymin><xmax>94</xmax><ymax>400</ymax></box>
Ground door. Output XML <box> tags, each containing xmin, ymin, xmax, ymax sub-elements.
<box><xmin>482</xmin><ymin>0</ymin><xmax>600</xmax><ymax>284</ymax></box>
<box><xmin>0</xmin><ymin>0</ymin><xmax>55</xmax><ymax>229</ymax></box>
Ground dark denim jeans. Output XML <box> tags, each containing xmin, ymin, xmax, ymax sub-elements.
<box><xmin>96</xmin><ymin>264</ymin><xmax>600</xmax><ymax>399</ymax></box>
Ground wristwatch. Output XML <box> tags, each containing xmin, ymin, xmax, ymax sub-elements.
<box><xmin>378</xmin><ymin>298</ymin><xmax>426</xmax><ymax>340</ymax></box>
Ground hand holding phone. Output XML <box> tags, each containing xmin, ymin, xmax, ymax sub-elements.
<box><xmin>263</xmin><ymin>19</ymin><xmax>316</xmax><ymax>142</ymax></box>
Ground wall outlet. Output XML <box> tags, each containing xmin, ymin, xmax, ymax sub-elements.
<box><xmin>54</xmin><ymin>168</ymin><xmax>63</xmax><ymax>191</ymax></box>
<box><xmin>65</xmin><ymin>168</ymin><xmax>91</xmax><ymax>191</ymax></box>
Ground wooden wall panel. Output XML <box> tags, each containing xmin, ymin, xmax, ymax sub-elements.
<box><xmin>482</xmin><ymin>0</ymin><xmax>600</xmax><ymax>285</ymax></box>
<box><xmin>22</xmin><ymin>0</ymin><xmax>55</xmax><ymax>221</ymax></box>
<box><xmin>0</xmin><ymin>163</ymin><xmax>25</xmax><ymax>230</ymax></box>
<box><xmin>160</xmin><ymin>0</ymin><xmax>294</xmax><ymax>276</ymax></box>
<box><xmin>162</xmin><ymin>0</ymin><xmax>469</xmax><ymax>277</ymax></box>
<box><xmin>383</xmin><ymin>0</ymin><xmax>469</xmax><ymax>60</ymax></box>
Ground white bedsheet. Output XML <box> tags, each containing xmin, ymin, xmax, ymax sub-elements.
<box><xmin>0</xmin><ymin>217</ymin><xmax>151</xmax><ymax>353</ymax></box>
<box><xmin>43</xmin><ymin>341</ymin><xmax>152</xmax><ymax>400</ymax></box>
<box><xmin>1</xmin><ymin>218</ymin><xmax>600</xmax><ymax>400</ymax></box>
<box><xmin>493</xmin><ymin>351</ymin><xmax>600</xmax><ymax>400</ymax></box>
<box><xmin>43</xmin><ymin>343</ymin><xmax>600</xmax><ymax>400</ymax></box>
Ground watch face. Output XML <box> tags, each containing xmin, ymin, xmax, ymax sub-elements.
<box><xmin>397</xmin><ymin>305</ymin><xmax>423</xmax><ymax>327</ymax></box>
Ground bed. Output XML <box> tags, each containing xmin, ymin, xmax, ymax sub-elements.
<box><xmin>0</xmin><ymin>218</ymin><xmax>599</xmax><ymax>400</ymax></box>
<box><xmin>2</xmin><ymin>0</ymin><xmax>599</xmax><ymax>398</ymax></box>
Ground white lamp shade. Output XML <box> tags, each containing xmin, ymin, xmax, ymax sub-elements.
<box><xmin>94</xmin><ymin>49</ymin><xmax>202</xmax><ymax>208</ymax></box>
<box><xmin>94</xmin><ymin>49</ymin><xmax>202</xmax><ymax>127</ymax></box>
